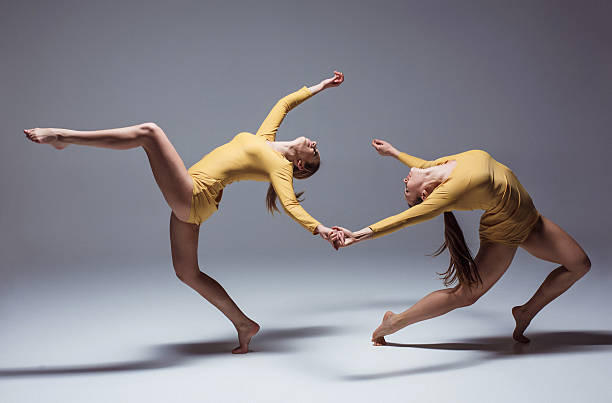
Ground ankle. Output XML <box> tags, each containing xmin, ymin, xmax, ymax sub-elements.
<box><xmin>514</xmin><ymin>305</ymin><xmax>532</xmax><ymax>318</ymax></box>
<box><xmin>388</xmin><ymin>312</ymin><xmax>401</xmax><ymax>328</ymax></box>
<box><xmin>235</xmin><ymin>320</ymin><xmax>255</xmax><ymax>330</ymax></box>
<box><xmin>55</xmin><ymin>128</ymin><xmax>68</xmax><ymax>142</ymax></box>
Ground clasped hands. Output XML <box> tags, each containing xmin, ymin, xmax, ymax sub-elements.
<box><xmin>317</xmin><ymin>225</ymin><xmax>358</xmax><ymax>250</ymax></box>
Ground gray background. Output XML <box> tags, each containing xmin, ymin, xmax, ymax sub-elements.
<box><xmin>1</xmin><ymin>1</ymin><xmax>611</xmax><ymax>402</ymax></box>
<box><xmin>2</xmin><ymin>0</ymin><xmax>611</xmax><ymax>266</ymax></box>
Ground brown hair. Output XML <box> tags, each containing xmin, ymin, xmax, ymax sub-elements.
<box><xmin>432</xmin><ymin>212</ymin><xmax>482</xmax><ymax>287</ymax></box>
<box><xmin>266</xmin><ymin>159</ymin><xmax>320</xmax><ymax>214</ymax></box>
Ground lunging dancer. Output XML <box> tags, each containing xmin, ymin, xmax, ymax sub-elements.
<box><xmin>331</xmin><ymin>139</ymin><xmax>590</xmax><ymax>345</ymax></box>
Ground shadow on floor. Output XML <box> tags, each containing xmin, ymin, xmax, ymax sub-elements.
<box><xmin>0</xmin><ymin>325</ymin><xmax>342</xmax><ymax>378</ymax></box>
<box><xmin>343</xmin><ymin>330</ymin><xmax>612</xmax><ymax>381</ymax></box>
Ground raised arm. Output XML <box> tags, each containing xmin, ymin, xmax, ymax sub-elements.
<box><xmin>256</xmin><ymin>71</ymin><xmax>344</xmax><ymax>142</ymax></box>
<box><xmin>306</xmin><ymin>70</ymin><xmax>344</xmax><ymax>95</ymax></box>
<box><xmin>371</xmin><ymin>138</ymin><xmax>436</xmax><ymax>168</ymax></box>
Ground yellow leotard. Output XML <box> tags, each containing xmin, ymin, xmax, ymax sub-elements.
<box><xmin>186</xmin><ymin>86</ymin><xmax>321</xmax><ymax>233</ymax></box>
<box><xmin>368</xmin><ymin>150</ymin><xmax>540</xmax><ymax>245</ymax></box>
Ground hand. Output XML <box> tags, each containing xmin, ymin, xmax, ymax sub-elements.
<box><xmin>330</xmin><ymin>226</ymin><xmax>357</xmax><ymax>248</ymax></box>
<box><xmin>371</xmin><ymin>138</ymin><xmax>399</xmax><ymax>158</ymax></box>
<box><xmin>316</xmin><ymin>225</ymin><xmax>339</xmax><ymax>249</ymax></box>
<box><xmin>321</xmin><ymin>70</ymin><xmax>344</xmax><ymax>89</ymax></box>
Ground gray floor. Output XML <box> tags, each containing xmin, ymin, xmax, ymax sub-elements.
<box><xmin>1</xmin><ymin>254</ymin><xmax>610</xmax><ymax>403</ymax></box>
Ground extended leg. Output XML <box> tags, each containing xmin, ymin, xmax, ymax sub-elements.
<box><xmin>169</xmin><ymin>212</ymin><xmax>260</xmax><ymax>354</ymax></box>
<box><xmin>513</xmin><ymin>216</ymin><xmax>590</xmax><ymax>342</ymax></box>
<box><xmin>25</xmin><ymin>124</ymin><xmax>193</xmax><ymax>221</ymax></box>
<box><xmin>372</xmin><ymin>242</ymin><xmax>517</xmax><ymax>345</ymax></box>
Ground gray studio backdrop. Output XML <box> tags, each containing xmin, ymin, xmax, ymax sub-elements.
<box><xmin>1</xmin><ymin>0</ymin><xmax>611</xmax><ymax>270</ymax></box>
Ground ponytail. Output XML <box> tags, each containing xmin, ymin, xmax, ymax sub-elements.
<box><xmin>432</xmin><ymin>212</ymin><xmax>482</xmax><ymax>287</ymax></box>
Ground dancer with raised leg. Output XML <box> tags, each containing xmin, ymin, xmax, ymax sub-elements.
<box><xmin>331</xmin><ymin>139</ymin><xmax>590</xmax><ymax>345</ymax></box>
<box><xmin>24</xmin><ymin>71</ymin><xmax>344</xmax><ymax>354</ymax></box>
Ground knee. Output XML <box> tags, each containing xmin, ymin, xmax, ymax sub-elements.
<box><xmin>452</xmin><ymin>286</ymin><xmax>482</xmax><ymax>308</ymax></box>
<box><xmin>173</xmin><ymin>263</ymin><xmax>199</xmax><ymax>284</ymax></box>
<box><xmin>137</xmin><ymin>122</ymin><xmax>165</xmax><ymax>143</ymax></box>
<box><xmin>571</xmin><ymin>253</ymin><xmax>591</xmax><ymax>278</ymax></box>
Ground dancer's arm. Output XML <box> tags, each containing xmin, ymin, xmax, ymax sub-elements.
<box><xmin>372</xmin><ymin>139</ymin><xmax>436</xmax><ymax>168</ymax></box>
<box><xmin>269</xmin><ymin>165</ymin><xmax>331</xmax><ymax>236</ymax></box>
<box><xmin>256</xmin><ymin>71</ymin><xmax>344</xmax><ymax>141</ymax></box>
<box><xmin>332</xmin><ymin>188</ymin><xmax>455</xmax><ymax>246</ymax></box>
<box><xmin>306</xmin><ymin>70</ymin><xmax>344</xmax><ymax>95</ymax></box>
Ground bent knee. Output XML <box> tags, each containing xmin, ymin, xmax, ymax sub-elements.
<box><xmin>569</xmin><ymin>253</ymin><xmax>591</xmax><ymax>278</ymax></box>
<box><xmin>137</xmin><ymin>122</ymin><xmax>165</xmax><ymax>143</ymax></box>
<box><xmin>173</xmin><ymin>264</ymin><xmax>199</xmax><ymax>283</ymax></box>
<box><xmin>452</xmin><ymin>287</ymin><xmax>483</xmax><ymax>307</ymax></box>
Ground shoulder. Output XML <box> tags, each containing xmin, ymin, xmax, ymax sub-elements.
<box><xmin>235</xmin><ymin>131</ymin><xmax>255</xmax><ymax>140</ymax></box>
<box><xmin>465</xmin><ymin>149</ymin><xmax>491</xmax><ymax>158</ymax></box>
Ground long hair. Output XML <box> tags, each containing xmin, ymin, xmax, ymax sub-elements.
<box><xmin>432</xmin><ymin>211</ymin><xmax>482</xmax><ymax>288</ymax></box>
<box><xmin>266</xmin><ymin>159</ymin><xmax>320</xmax><ymax>214</ymax></box>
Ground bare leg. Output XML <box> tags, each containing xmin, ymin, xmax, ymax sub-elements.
<box><xmin>24</xmin><ymin>124</ymin><xmax>193</xmax><ymax>221</ymax></box>
<box><xmin>170</xmin><ymin>212</ymin><xmax>260</xmax><ymax>354</ymax></box>
<box><xmin>513</xmin><ymin>216</ymin><xmax>591</xmax><ymax>343</ymax></box>
<box><xmin>372</xmin><ymin>242</ymin><xmax>517</xmax><ymax>345</ymax></box>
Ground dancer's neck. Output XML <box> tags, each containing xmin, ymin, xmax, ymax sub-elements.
<box><xmin>267</xmin><ymin>140</ymin><xmax>297</xmax><ymax>162</ymax></box>
<box><xmin>423</xmin><ymin>161</ymin><xmax>456</xmax><ymax>188</ymax></box>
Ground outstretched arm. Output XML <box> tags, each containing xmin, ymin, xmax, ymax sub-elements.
<box><xmin>371</xmin><ymin>138</ymin><xmax>436</xmax><ymax>168</ymax></box>
<box><xmin>256</xmin><ymin>71</ymin><xmax>344</xmax><ymax>141</ymax></box>
<box><xmin>307</xmin><ymin>70</ymin><xmax>344</xmax><ymax>95</ymax></box>
<box><xmin>331</xmin><ymin>188</ymin><xmax>455</xmax><ymax>249</ymax></box>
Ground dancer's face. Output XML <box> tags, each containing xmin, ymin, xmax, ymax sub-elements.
<box><xmin>403</xmin><ymin>168</ymin><xmax>426</xmax><ymax>207</ymax></box>
<box><xmin>294</xmin><ymin>136</ymin><xmax>320</xmax><ymax>165</ymax></box>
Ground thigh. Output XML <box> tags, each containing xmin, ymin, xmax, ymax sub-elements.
<box><xmin>457</xmin><ymin>241</ymin><xmax>518</xmax><ymax>297</ymax></box>
<box><xmin>169</xmin><ymin>212</ymin><xmax>200</xmax><ymax>275</ymax></box>
<box><xmin>143</xmin><ymin>125</ymin><xmax>194</xmax><ymax>222</ymax></box>
<box><xmin>521</xmin><ymin>216</ymin><xmax>589</xmax><ymax>271</ymax></box>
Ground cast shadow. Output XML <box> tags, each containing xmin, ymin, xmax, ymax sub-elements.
<box><xmin>343</xmin><ymin>330</ymin><xmax>612</xmax><ymax>381</ymax></box>
<box><xmin>0</xmin><ymin>325</ymin><xmax>341</xmax><ymax>378</ymax></box>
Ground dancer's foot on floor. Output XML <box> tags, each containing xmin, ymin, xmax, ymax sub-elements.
<box><xmin>24</xmin><ymin>128</ymin><xmax>68</xmax><ymax>150</ymax></box>
<box><xmin>373</xmin><ymin>336</ymin><xmax>387</xmax><ymax>346</ymax></box>
<box><xmin>232</xmin><ymin>320</ymin><xmax>260</xmax><ymax>354</ymax></box>
<box><xmin>512</xmin><ymin>306</ymin><xmax>532</xmax><ymax>343</ymax></box>
<box><xmin>372</xmin><ymin>310</ymin><xmax>396</xmax><ymax>345</ymax></box>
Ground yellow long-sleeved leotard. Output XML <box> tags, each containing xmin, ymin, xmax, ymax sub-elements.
<box><xmin>368</xmin><ymin>150</ymin><xmax>540</xmax><ymax>245</ymax></box>
<box><xmin>186</xmin><ymin>86</ymin><xmax>321</xmax><ymax>233</ymax></box>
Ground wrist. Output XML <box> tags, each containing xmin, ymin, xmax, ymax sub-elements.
<box><xmin>308</xmin><ymin>83</ymin><xmax>324</xmax><ymax>95</ymax></box>
<box><xmin>353</xmin><ymin>228</ymin><xmax>373</xmax><ymax>243</ymax></box>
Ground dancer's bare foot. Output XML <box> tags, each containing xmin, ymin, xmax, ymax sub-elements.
<box><xmin>24</xmin><ymin>128</ymin><xmax>68</xmax><ymax>150</ymax></box>
<box><xmin>371</xmin><ymin>310</ymin><xmax>396</xmax><ymax>345</ymax></box>
<box><xmin>512</xmin><ymin>306</ymin><xmax>532</xmax><ymax>343</ymax></box>
<box><xmin>373</xmin><ymin>336</ymin><xmax>387</xmax><ymax>346</ymax></box>
<box><xmin>232</xmin><ymin>320</ymin><xmax>260</xmax><ymax>354</ymax></box>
